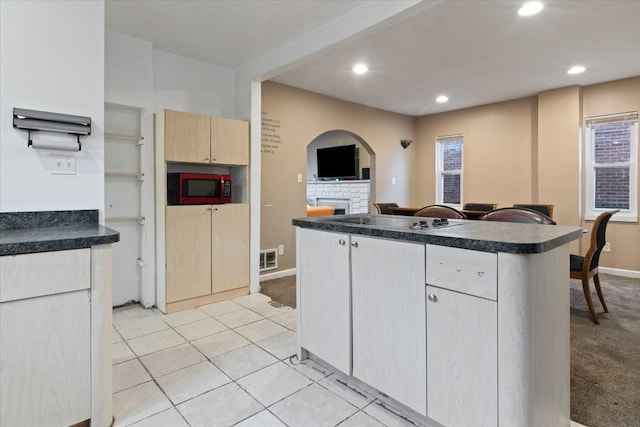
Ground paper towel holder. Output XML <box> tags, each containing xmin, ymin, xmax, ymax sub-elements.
<box><xmin>13</xmin><ymin>107</ymin><xmax>91</xmax><ymax>151</ymax></box>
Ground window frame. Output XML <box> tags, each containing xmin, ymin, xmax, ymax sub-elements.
<box><xmin>585</xmin><ymin>115</ymin><xmax>638</xmax><ymax>222</ymax></box>
<box><xmin>435</xmin><ymin>135</ymin><xmax>463</xmax><ymax>208</ymax></box>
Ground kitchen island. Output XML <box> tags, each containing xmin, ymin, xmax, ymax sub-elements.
<box><xmin>0</xmin><ymin>210</ymin><xmax>119</xmax><ymax>427</ymax></box>
<box><xmin>293</xmin><ymin>214</ymin><xmax>582</xmax><ymax>427</ymax></box>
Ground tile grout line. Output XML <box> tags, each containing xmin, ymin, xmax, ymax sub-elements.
<box><xmin>114</xmin><ymin>302</ymin><xmax>296</xmax><ymax>426</ymax></box>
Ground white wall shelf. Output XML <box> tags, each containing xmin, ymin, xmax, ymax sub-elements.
<box><xmin>105</xmin><ymin>132</ymin><xmax>144</xmax><ymax>143</ymax></box>
<box><xmin>105</xmin><ymin>172</ymin><xmax>144</xmax><ymax>180</ymax></box>
<box><xmin>105</xmin><ymin>216</ymin><xmax>145</xmax><ymax>224</ymax></box>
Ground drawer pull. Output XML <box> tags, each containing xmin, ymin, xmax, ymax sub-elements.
<box><xmin>456</xmin><ymin>267</ymin><xmax>462</xmax><ymax>272</ymax></box>
<box><xmin>478</xmin><ymin>271</ymin><xmax>485</xmax><ymax>277</ymax></box>
<box><xmin>338</xmin><ymin>239</ymin><xmax>346</xmax><ymax>246</ymax></box>
<box><xmin>428</xmin><ymin>294</ymin><xmax>438</xmax><ymax>303</ymax></box>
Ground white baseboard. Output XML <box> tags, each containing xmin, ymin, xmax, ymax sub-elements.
<box><xmin>599</xmin><ymin>266</ymin><xmax>640</xmax><ymax>279</ymax></box>
<box><xmin>259</xmin><ymin>268</ymin><xmax>296</xmax><ymax>282</ymax></box>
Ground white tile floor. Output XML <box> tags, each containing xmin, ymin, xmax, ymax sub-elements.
<box><xmin>112</xmin><ymin>293</ymin><xmax>588</xmax><ymax>427</ymax></box>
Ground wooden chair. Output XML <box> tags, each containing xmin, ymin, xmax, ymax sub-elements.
<box><xmin>373</xmin><ymin>202</ymin><xmax>399</xmax><ymax>215</ymax></box>
<box><xmin>462</xmin><ymin>202</ymin><xmax>497</xmax><ymax>212</ymax></box>
<box><xmin>513</xmin><ymin>203</ymin><xmax>554</xmax><ymax>218</ymax></box>
<box><xmin>414</xmin><ymin>205</ymin><xmax>467</xmax><ymax>219</ymax></box>
<box><xmin>570</xmin><ymin>210</ymin><xmax>619</xmax><ymax>324</ymax></box>
<box><xmin>479</xmin><ymin>207</ymin><xmax>556</xmax><ymax>225</ymax></box>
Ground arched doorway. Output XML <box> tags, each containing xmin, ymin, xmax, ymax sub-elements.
<box><xmin>306</xmin><ymin>130</ymin><xmax>376</xmax><ymax>214</ymax></box>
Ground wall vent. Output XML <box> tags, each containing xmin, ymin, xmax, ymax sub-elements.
<box><xmin>259</xmin><ymin>249</ymin><xmax>278</xmax><ymax>271</ymax></box>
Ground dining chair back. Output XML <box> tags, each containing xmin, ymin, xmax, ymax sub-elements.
<box><xmin>373</xmin><ymin>202</ymin><xmax>399</xmax><ymax>215</ymax></box>
<box><xmin>414</xmin><ymin>205</ymin><xmax>467</xmax><ymax>219</ymax></box>
<box><xmin>513</xmin><ymin>203</ymin><xmax>554</xmax><ymax>218</ymax></box>
<box><xmin>570</xmin><ymin>210</ymin><xmax>619</xmax><ymax>324</ymax></box>
<box><xmin>462</xmin><ymin>202</ymin><xmax>498</xmax><ymax>212</ymax></box>
<box><xmin>479</xmin><ymin>207</ymin><xmax>556</xmax><ymax>225</ymax></box>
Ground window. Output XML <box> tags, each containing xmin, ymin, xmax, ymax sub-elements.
<box><xmin>436</xmin><ymin>135</ymin><xmax>463</xmax><ymax>207</ymax></box>
<box><xmin>585</xmin><ymin>113</ymin><xmax>638</xmax><ymax>221</ymax></box>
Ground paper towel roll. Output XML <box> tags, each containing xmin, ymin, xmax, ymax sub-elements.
<box><xmin>31</xmin><ymin>139</ymin><xmax>80</xmax><ymax>152</ymax></box>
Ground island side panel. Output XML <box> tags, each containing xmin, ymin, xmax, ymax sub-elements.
<box><xmin>296</xmin><ymin>227</ymin><xmax>352</xmax><ymax>374</ymax></box>
<box><xmin>91</xmin><ymin>244</ymin><xmax>114</xmax><ymax>427</ymax></box>
<box><xmin>498</xmin><ymin>245</ymin><xmax>570</xmax><ymax>426</ymax></box>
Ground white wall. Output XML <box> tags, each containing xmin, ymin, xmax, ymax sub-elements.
<box><xmin>0</xmin><ymin>1</ymin><xmax>105</xmax><ymax>213</ymax></box>
<box><xmin>105</xmin><ymin>31</ymin><xmax>154</xmax><ymax>110</ymax></box>
<box><xmin>105</xmin><ymin>31</ymin><xmax>236</xmax><ymax>117</ymax></box>
<box><xmin>153</xmin><ymin>49</ymin><xmax>235</xmax><ymax>117</ymax></box>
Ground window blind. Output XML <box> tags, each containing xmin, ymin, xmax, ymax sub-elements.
<box><xmin>586</xmin><ymin>111</ymin><xmax>637</xmax><ymax>125</ymax></box>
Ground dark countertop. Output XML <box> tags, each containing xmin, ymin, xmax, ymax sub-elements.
<box><xmin>292</xmin><ymin>214</ymin><xmax>582</xmax><ymax>254</ymax></box>
<box><xmin>0</xmin><ymin>210</ymin><xmax>120</xmax><ymax>256</ymax></box>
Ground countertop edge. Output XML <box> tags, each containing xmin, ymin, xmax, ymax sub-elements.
<box><xmin>0</xmin><ymin>225</ymin><xmax>120</xmax><ymax>256</ymax></box>
<box><xmin>292</xmin><ymin>217</ymin><xmax>583</xmax><ymax>254</ymax></box>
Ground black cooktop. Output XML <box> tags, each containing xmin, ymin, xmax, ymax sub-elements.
<box><xmin>326</xmin><ymin>214</ymin><xmax>464</xmax><ymax>231</ymax></box>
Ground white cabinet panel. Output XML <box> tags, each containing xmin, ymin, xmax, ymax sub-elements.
<box><xmin>0</xmin><ymin>248</ymin><xmax>90</xmax><ymax>302</ymax></box>
<box><xmin>297</xmin><ymin>228</ymin><xmax>351</xmax><ymax>374</ymax></box>
<box><xmin>352</xmin><ymin>236</ymin><xmax>426</xmax><ymax>416</ymax></box>
<box><xmin>426</xmin><ymin>244</ymin><xmax>497</xmax><ymax>300</ymax></box>
<box><xmin>426</xmin><ymin>285</ymin><xmax>497</xmax><ymax>427</ymax></box>
<box><xmin>0</xmin><ymin>290</ymin><xmax>91</xmax><ymax>426</ymax></box>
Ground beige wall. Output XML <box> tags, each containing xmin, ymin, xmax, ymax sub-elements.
<box><xmin>582</xmin><ymin>77</ymin><xmax>640</xmax><ymax>271</ymax></box>
<box><xmin>264</xmin><ymin>77</ymin><xmax>640</xmax><ymax>274</ymax></box>
<box><xmin>414</xmin><ymin>97</ymin><xmax>537</xmax><ymax>209</ymax></box>
<box><xmin>537</xmin><ymin>86</ymin><xmax>582</xmax><ymax>254</ymax></box>
<box><xmin>261</xmin><ymin>82</ymin><xmax>416</xmax><ymax>272</ymax></box>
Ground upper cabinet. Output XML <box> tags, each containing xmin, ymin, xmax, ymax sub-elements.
<box><xmin>164</xmin><ymin>109</ymin><xmax>248</xmax><ymax>165</ymax></box>
<box><xmin>211</xmin><ymin>116</ymin><xmax>249</xmax><ymax>165</ymax></box>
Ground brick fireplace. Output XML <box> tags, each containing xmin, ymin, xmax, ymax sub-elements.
<box><xmin>307</xmin><ymin>180</ymin><xmax>370</xmax><ymax>214</ymax></box>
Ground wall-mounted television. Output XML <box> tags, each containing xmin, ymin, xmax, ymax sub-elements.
<box><xmin>317</xmin><ymin>144</ymin><xmax>359</xmax><ymax>180</ymax></box>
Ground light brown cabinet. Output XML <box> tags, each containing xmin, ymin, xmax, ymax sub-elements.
<box><xmin>165</xmin><ymin>204</ymin><xmax>250</xmax><ymax>311</ymax></box>
<box><xmin>164</xmin><ymin>109</ymin><xmax>249</xmax><ymax>165</ymax></box>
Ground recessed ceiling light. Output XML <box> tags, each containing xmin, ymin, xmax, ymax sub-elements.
<box><xmin>567</xmin><ymin>65</ymin><xmax>586</xmax><ymax>75</ymax></box>
<box><xmin>518</xmin><ymin>1</ymin><xmax>544</xmax><ymax>16</ymax></box>
<box><xmin>436</xmin><ymin>95</ymin><xmax>449</xmax><ymax>103</ymax></box>
<box><xmin>352</xmin><ymin>63</ymin><xmax>368</xmax><ymax>75</ymax></box>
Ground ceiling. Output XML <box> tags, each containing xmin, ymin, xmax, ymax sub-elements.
<box><xmin>106</xmin><ymin>0</ymin><xmax>640</xmax><ymax>117</ymax></box>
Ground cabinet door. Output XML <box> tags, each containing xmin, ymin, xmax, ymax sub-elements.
<box><xmin>166</xmin><ymin>206</ymin><xmax>212</xmax><ymax>302</ymax></box>
<box><xmin>426</xmin><ymin>285</ymin><xmax>497</xmax><ymax>427</ymax></box>
<box><xmin>211</xmin><ymin>204</ymin><xmax>249</xmax><ymax>293</ymax></box>
<box><xmin>1</xmin><ymin>290</ymin><xmax>90</xmax><ymax>426</ymax></box>
<box><xmin>210</xmin><ymin>116</ymin><xmax>249</xmax><ymax>165</ymax></box>
<box><xmin>297</xmin><ymin>228</ymin><xmax>351</xmax><ymax>374</ymax></box>
<box><xmin>165</xmin><ymin>109</ymin><xmax>211</xmax><ymax>163</ymax></box>
<box><xmin>352</xmin><ymin>236</ymin><xmax>426</xmax><ymax>416</ymax></box>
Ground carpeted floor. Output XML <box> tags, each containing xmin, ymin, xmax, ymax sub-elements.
<box><xmin>570</xmin><ymin>273</ymin><xmax>640</xmax><ymax>427</ymax></box>
<box><xmin>262</xmin><ymin>273</ymin><xmax>640</xmax><ymax>427</ymax></box>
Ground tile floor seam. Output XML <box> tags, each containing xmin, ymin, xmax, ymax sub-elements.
<box><xmin>262</xmin><ymin>381</ymin><xmax>317</xmax><ymax>409</ymax></box>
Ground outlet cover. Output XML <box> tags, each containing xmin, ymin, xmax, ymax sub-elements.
<box><xmin>278</xmin><ymin>244</ymin><xmax>284</xmax><ymax>255</ymax></box>
<box><xmin>51</xmin><ymin>155</ymin><xmax>76</xmax><ymax>175</ymax></box>
<box><xmin>603</xmin><ymin>242</ymin><xmax>611</xmax><ymax>252</ymax></box>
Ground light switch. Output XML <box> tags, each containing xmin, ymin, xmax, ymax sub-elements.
<box><xmin>297</xmin><ymin>173</ymin><xmax>303</xmax><ymax>183</ymax></box>
<box><xmin>392</xmin><ymin>177</ymin><xmax>396</xmax><ymax>185</ymax></box>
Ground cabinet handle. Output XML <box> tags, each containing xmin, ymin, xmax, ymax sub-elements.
<box><xmin>351</xmin><ymin>241</ymin><xmax>358</xmax><ymax>248</ymax></box>
<box><xmin>338</xmin><ymin>239</ymin><xmax>346</xmax><ymax>246</ymax></box>
<box><xmin>456</xmin><ymin>267</ymin><xmax>462</xmax><ymax>272</ymax></box>
<box><xmin>428</xmin><ymin>294</ymin><xmax>438</xmax><ymax>303</ymax></box>
<box><xmin>207</xmin><ymin>207</ymin><xmax>213</xmax><ymax>211</ymax></box>
<box><xmin>211</xmin><ymin>157</ymin><xmax>217</xmax><ymax>161</ymax></box>
<box><xmin>204</xmin><ymin>156</ymin><xmax>210</xmax><ymax>160</ymax></box>
<box><xmin>477</xmin><ymin>271</ymin><xmax>485</xmax><ymax>277</ymax></box>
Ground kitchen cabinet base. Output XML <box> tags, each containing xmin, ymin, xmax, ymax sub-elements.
<box><xmin>165</xmin><ymin>286</ymin><xmax>248</xmax><ymax>313</ymax></box>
